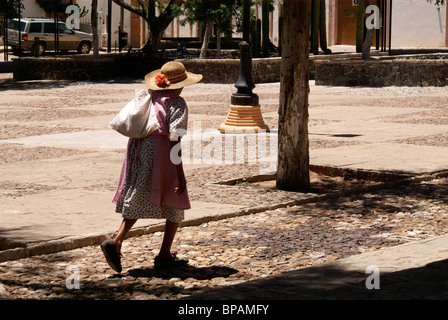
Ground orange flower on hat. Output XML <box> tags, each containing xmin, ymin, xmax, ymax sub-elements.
<box><xmin>155</xmin><ymin>74</ymin><xmax>171</xmax><ymax>88</ymax></box>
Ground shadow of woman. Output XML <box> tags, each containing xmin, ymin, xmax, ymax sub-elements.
<box><xmin>126</xmin><ymin>265</ymin><xmax>239</xmax><ymax>281</ymax></box>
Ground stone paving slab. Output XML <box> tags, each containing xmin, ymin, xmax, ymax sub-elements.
<box><xmin>309</xmin><ymin>120</ymin><xmax>448</xmax><ymax>143</ymax></box>
<box><xmin>2</xmin><ymin>130</ymin><xmax>128</xmax><ymax>150</ymax></box>
<box><xmin>311</xmin><ymin>143</ymin><xmax>448</xmax><ymax>174</ymax></box>
<box><xmin>0</xmin><ymin>195</ymin><xmax>243</xmax><ymax>247</ymax></box>
<box><xmin>309</xmin><ymin>106</ymin><xmax>428</xmax><ymax>121</ymax></box>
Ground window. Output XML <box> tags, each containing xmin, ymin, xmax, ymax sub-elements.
<box><xmin>44</xmin><ymin>23</ymin><xmax>55</xmax><ymax>33</ymax></box>
<box><xmin>58</xmin><ymin>23</ymin><xmax>73</xmax><ymax>34</ymax></box>
<box><xmin>43</xmin><ymin>22</ymin><xmax>73</xmax><ymax>34</ymax></box>
<box><xmin>29</xmin><ymin>23</ymin><xmax>42</xmax><ymax>33</ymax></box>
<box><xmin>7</xmin><ymin>20</ymin><xmax>25</xmax><ymax>31</ymax></box>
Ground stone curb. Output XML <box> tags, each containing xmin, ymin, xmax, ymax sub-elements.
<box><xmin>1</xmin><ymin>168</ymin><xmax>447</xmax><ymax>263</ymax></box>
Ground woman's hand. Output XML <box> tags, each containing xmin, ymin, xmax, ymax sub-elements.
<box><xmin>175</xmin><ymin>172</ymin><xmax>186</xmax><ymax>195</ymax></box>
<box><xmin>170</xmin><ymin>139</ymin><xmax>186</xmax><ymax>195</ymax></box>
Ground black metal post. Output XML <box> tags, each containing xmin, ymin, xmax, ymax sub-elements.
<box><xmin>381</xmin><ymin>0</ymin><xmax>387</xmax><ymax>52</ymax></box>
<box><xmin>108</xmin><ymin>0</ymin><xmax>112</xmax><ymax>53</ymax></box>
<box><xmin>388</xmin><ymin>0</ymin><xmax>392</xmax><ymax>55</ymax></box>
<box><xmin>231</xmin><ymin>41</ymin><xmax>259</xmax><ymax>106</ymax></box>
<box><xmin>3</xmin><ymin>15</ymin><xmax>8</xmax><ymax>61</ymax></box>
<box><xmin>242</xmin><ymin>0</ymin><xmax>250</xmax><ymax>42</ymax></box>
<box><xmin>381</xmin><ymin>0</ymin><xmax>386</xmax><ymax>51</ymax></box>
<box><xmin>376</xmin><ymin>0</ymin><xmax>380</xmax><ymax>50</ymax></box>
<box><xmin>18</xmin><ymin>1</ymin><xmax>21</xmax><ymax>56</ymax></box>
<box><xmin>230</xmin><ymin>0</ymin><xmax>258</xmax><ymax>106</ymax></box>
<box><xmin>54</xmin><ymin>0</ymin><xmax>59</xmax><ymax>53</ymax></box>
<box><xmin>219</xmin><ymin>0</ymin><xmax>269</xmax><ymax>133</ymax></box>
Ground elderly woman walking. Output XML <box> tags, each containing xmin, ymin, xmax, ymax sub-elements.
<box><xmin>101</xmin><ymin>61</ymin><xmax>202</xmax><ymax>273</ymax></box>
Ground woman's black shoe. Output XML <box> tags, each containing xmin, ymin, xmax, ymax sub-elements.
<box><xmin>154</xmin><ymin>253</ymin><xmax>188</xmax><ymax>270</ymax></box>
<box><xmin>100</xmin><ymin>239</ymin><xmax>122</xmax><ymax>273</ymax></box>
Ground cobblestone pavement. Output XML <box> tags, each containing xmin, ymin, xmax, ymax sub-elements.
<box><xmin>0</xmin><ymin>177</ymin><xmax>447</xmax><ymax>300</ymax></box>
<box><xmin>1</xmin><ymin>72</ymin><xmax>448</xmax><ymax>300</ymax></box>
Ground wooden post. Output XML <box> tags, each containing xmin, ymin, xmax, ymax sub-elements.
<box><xmin>32</xmin><ymin>37</ymin><xmax>40</xmax><ymax>57</ymax></box>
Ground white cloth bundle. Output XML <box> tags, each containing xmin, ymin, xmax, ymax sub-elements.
<box><xmin>108</xmin><ymin>89</ymin><xmax>160</xmax><ymax>138</ymax></box>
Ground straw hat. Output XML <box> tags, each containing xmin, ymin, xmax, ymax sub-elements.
<box><xmin>145</xmin><ymin>61</ymin><xmax>202</xmax><ymax>91</ymax></box>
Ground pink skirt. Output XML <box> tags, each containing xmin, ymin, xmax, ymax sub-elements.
<box><xmin>113</xmin><ymin>134</ymin><xmax>190</xmax><ymax>222</ymax></box>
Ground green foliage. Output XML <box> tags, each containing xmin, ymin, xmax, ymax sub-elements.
<box><xmin>35</xmin><ymin>0</ymin><xmax>88</xmax><ymax>17</ymax></box>
<box><xmin>427</xmin><ymin>0</ymin><xmax>445</xmax><ymax>5</ymax></box>
<box><xmin>0</xmin><ymin>0</ymin><xmax>24</xmax><ymax>17</ymax></box>
<box><xmin>75</xmin><ymin>5</ymin><xmax>89</xmax><ymax>18</ymax></box>
<box><xmin>36</xmin><ymin>0</ymin><xmax>71</xmax><ymax>13</ymax></box>
<box><xmin>179</xmin><ymin>0</ymin><xmax>274</xmax><ymax>37</ymax></box>
<box><xmin>180</xmin><ymin>0</ymin><xmax>240</xmax><ymax>34</ymax></box>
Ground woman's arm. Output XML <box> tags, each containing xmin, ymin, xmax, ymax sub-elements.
<box><xmin>166</xmin><ymin>95</ymin><xmax>188</xmax><ymax>195</ymax></box>
<box><xmin>170</xmin><ymin>138</ymin><xmax>186</xmax><ymax>195</ymax></box>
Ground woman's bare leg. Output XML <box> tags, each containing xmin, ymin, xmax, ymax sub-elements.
<box><xmin>158</xmin><ymin>219</ymin><xmax>179</xmax><ymax>258</ymax></box>
<box><xmin>113</xmin><ymin>218</ymin><xmax>137</xmax><ymax>253</ymax></box>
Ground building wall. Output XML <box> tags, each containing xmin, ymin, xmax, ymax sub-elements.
<box><xmin>391</xmin><ymin>0</ymin><xmax>447</xmax><ymax>47</ymax></box>
<box><xmin>165</xmin><ymin>16</ymin><xmax>199</xmax><ymax>38</ymax></box>
<box><xmin>76</xmin><ymin>0</ymin><xmax>133</xmax><ymax>49</ymax></box>
<box><xmin>20</xmin><ymin>1</ymin><xmax>45</xmax><ymax>18</ymax></box>
<box><xmin>329</xmin><ymin>0</ymin><xmax>447</xmax><ymax>48</ymax></box>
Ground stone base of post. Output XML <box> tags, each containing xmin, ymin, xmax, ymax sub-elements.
<box><xmin>218</xmin><ymin>105</ymin><xmax>270</xmax><ymax>133</ymax></box>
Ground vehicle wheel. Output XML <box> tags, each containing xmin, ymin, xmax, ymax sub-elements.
<box><xmin>77</xmin><ymin>41</ymin><xmax>91</xmax><ymax>54</ymax></box>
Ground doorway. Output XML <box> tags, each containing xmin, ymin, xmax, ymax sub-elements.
<box><xmin>337</xmin><ymin>0</ymin><xmax>357</xmax><ymax>45</ymax></box>
<box><xmin>336</xmin><ymin>0</ymin><xmax>383</xmax><ymax>47</ymax></box>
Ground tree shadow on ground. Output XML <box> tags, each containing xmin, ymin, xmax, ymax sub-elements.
<box><xmin>125</xmin><ymin>265</ymin><xmax>239</xmax><ymax>281</ymax></box>
<box><xmin>184</xmin><ymin>258</ymin><xmax>448</xmax><ymax>300</ymax></box>
<box><xmin>0</xmin><ymin>77</ymin><xmax>144</xmax><ymax>91</ymax></box>
<box><xmin>0</xmin><ymin>263</ymin><xmax>239</xmax><ymax>300</ymax></box>
<box><xmin>182</xmin><ymin>177</ymin><xmax>448</xmax><ymax>270</ymax></box>
<box><xmin>0</xmin><ymin>78</ymin><xmax>76</xmax><ymax>91</ymax></box>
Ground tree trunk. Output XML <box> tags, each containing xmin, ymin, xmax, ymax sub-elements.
<box><xmin>311</xmin><ymin>0</ymin><xmax>320</xmax><ymax>55</ymax></box>
<box><xmin>148</xmin><ymin>23</ymin><xmax>164</xmax><ymax>50</ymax></box>
<box><xmin>91</xmin><ymin>0</ymin><xmax>99</xmax><ymax>59</ymax></box>
<box><xmin>356</xmin><ymin>0</ymin><xmax>366</xmax><ymax>53</ymax></box>
<box><xmin>262</xmin><ymin>0</ymin><xmax>270</xmax><ymax>57</ymax></box>
<box><xmin>276</xmin><ymin>0</ymin><xmax>311</xmax><ymax>191</ymax></box>
<box><xmin>112</xmin><ymin>0</ymin><xmax>183</xmax><ymax>51</ymax></box>
<box><xmin>216</xmin><ymin>28</ymin><xmax>221</xmax><ymax>58</ymax></box>
<box><xmin>200</xmin><ymin>21</ymin><xmax>213</xmax><ymax>59</ymax></box>
<box><xmin>361</xmin><ymin>0</ymin><xmax>372</xmax><ymax>59</ymax></box>
<box><xmin>362</xmin><ymin>27</ymin><xmax>373</xmax><ymax>59</ymax></box>
<box><xmin>319</xmin><ymin>0</ymin><xmax>331</xmax><ymax>54</ymax></box>
<box><xmin>252</xmin><ymin>18</ymin><xmax>261</xmax><ymax>57</ymax></box>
